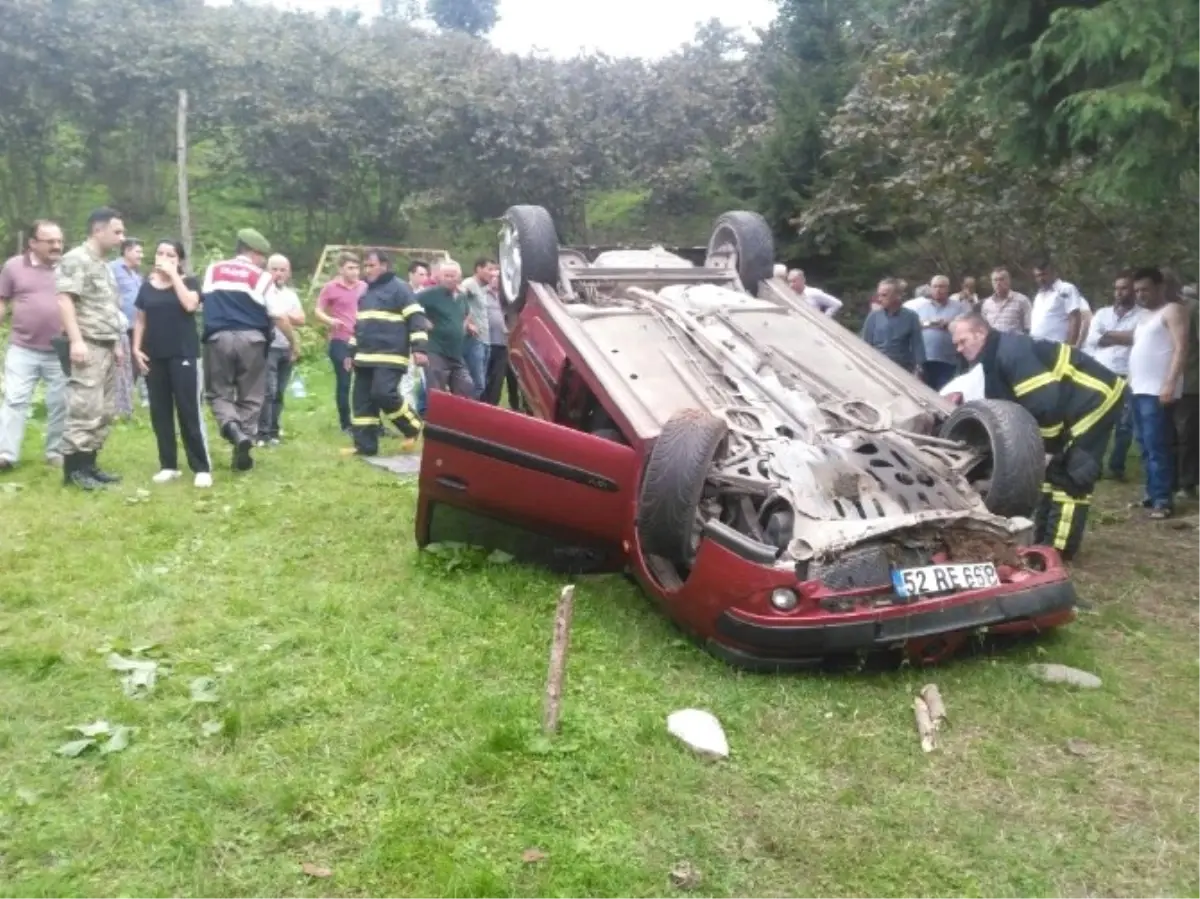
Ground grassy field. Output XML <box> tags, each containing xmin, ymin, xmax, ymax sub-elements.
<box><xmin>0</xmin><ymin>363</ymin><xmax>1197</xmax><ymax>898</ymax></box>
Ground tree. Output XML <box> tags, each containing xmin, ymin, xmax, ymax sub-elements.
<box><xmin>426</xmin><ymin>0</ymin><xmax>497</xmax><ymax>36</ymax></box>
<box><xmin>940</xmin><ymin>0</ymin><xmax>1199</xmax><ymax>208</ymax></box>
<box><xmin>798</xmin><ymin>44</ymin><xmax>1195</xmax><ymax>302</ymax></box>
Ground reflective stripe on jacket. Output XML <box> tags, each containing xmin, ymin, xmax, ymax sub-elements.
<box><xmin>349</xmin><ymin>272</ymin><xmax>430</xmax><ymax>368</ymax></box>
<box><xmin>979</xmin><ymin>329</ymin><xmax>1125</xmax><ymax>451</ymax></box>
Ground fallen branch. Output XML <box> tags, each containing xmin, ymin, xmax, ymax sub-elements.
<box><xmin>542</xmin><ymin>585</ymin><xmax>576</xmax><ymax>735</ymax></box>
<box><xmin>913</xmin><ymin>696</ymin><xmax>937</xmax><ymax>752</ymax></box>
<box><xmin>920</xmin><ymin>683</ymin><xmax>947</xmax><ymax>730</ymax></box>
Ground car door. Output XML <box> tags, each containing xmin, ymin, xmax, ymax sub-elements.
<box><xmin>507</xmin><ymin>302</ymin><xmax>567</xmax><ymax>420</ymax></box>
<box><xmin>416</xmin><ymin>391</ymin><xmax>639</xmax><ymax>574</ymax></box>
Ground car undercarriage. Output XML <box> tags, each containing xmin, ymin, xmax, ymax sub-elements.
<box><xmin>414</xmin><ymin>204</ymin><xmax>1074</xmax><ymax>669</ymax></box>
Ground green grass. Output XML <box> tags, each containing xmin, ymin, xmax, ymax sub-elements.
<box><xmin>0</xmin><ymin>363</ymin><xmax>1197</xmax><ymax>897</ymax></box>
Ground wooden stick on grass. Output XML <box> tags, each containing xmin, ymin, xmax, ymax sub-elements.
<box><xmin>914</xmin><ymin>696</ymin><xmax>937</xmax><ymax>752</ymax></box>
<box><xmin>542</xmin><ymin>585</ymin><xmax>576</xmax><ymax>735</ymax></box>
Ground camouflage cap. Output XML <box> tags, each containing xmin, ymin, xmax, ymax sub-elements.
<box><xmin>236</xmin><ymin>228</ymin><xmax>271</xmax><ymax>255</ymax></box>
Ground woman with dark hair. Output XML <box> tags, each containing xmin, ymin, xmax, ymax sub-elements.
<box><xmin>132</xmin><ymin>239</ymin><xmax>212</xmax><ymax>487</ymax></box>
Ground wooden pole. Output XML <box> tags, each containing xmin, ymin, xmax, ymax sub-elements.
<box><xmin>176</xmin><ymin>90</ymin><xmax>193</xmax><ymax>267</ymax></box>
<box><xmin>542</xmin><ymin>585</ymin><xmax>576</xmax><ymax>735</ymax></box>
<box><xmin>16</xmin><ymin>230</ymin><xmax>24</xmax><ymax>255</ymax></box>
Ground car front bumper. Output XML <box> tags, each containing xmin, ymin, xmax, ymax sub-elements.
<box><xmin>707</xmin><ymin>576</ymin><xmax>1077</xmax><ymax>672</ymax></box>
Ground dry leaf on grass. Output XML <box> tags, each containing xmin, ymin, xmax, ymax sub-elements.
<box><xmin>300</xmin><ymin>862</ymin><xmax>332</xmax><ymax>878</ymax></box>
<box><xmin>521</xmin><ymin>848</ymin><xmax>547</xmax><ymax>864</ymax></box>
<box><xmin>1064</xmin><ymin>737</ymin><xmax>1097</xmax><ymax>758</ymax></box>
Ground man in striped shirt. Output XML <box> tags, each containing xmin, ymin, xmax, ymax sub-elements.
<box><xmin>980</xmin><ymin>267</ymin><xmax>1032</xmax><ymax>334</ymax></box>
<box><xmin>200</xmin><ymin>228</ymin><xmax>299</xmax><ymax>472</ymax></box>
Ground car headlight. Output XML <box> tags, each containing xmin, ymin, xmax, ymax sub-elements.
<box><xmin>770</xmin><ymin>588</ymin><xmax>799</xmax><ymax>611</ymax></box>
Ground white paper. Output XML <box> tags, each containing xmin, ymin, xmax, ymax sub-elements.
<box><xmin>940</xmin><ymin>363</ymin><xmax>985</xmax><ymax>402</ymax></box>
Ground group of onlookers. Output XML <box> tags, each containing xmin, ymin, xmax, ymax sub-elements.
<box><xmin>0</xmin><ymin>211</ymin><xmax>304</xmax><ymax>489</ymax></box>
<box><xmin>0</xmin><ymin>210</ymin><xmax>525</xmax><ymax>491</ymax></box>
<box><xmin>313</xmin><ymin>252</ymin><xmax>518</xmax><ymax>444</ymax></box>
<box><xmin>857</xmin><ymin>262</ymin><xmax>1197</xmax><ymax>539</ymax></box>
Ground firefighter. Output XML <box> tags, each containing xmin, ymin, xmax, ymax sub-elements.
<box><xmin>949</xmin><ymin>312</ymin><xmax>1125</xmax><ymax>560</ymax></box>
<box><xmin>343</xmin><ymin>249</ymin><xmax>429</xmax><ymax>456</ymax></box>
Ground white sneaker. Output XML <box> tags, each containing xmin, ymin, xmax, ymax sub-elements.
<box><xmin>152</xmin><ymin>469</ymin><xmax>182</xmax><ymax>483</ymax></box>
<box><xmin>194</xmin><ymin>472</ymin><xmax>213</xmax><ymax>488</ymax></box>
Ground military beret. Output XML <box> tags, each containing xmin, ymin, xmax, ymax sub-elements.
<box><xmin>236</xmin><ymin>228</ymin><xmax>271</xmax><ymax>255</ymax></box>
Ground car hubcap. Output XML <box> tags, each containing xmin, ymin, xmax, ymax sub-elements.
<box><xmin>499</xmin><ymin>220</ymin><xmax>522</xmax><ymax>300</ymax></box>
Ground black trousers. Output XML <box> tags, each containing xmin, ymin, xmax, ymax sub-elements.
<box><xmin>328</xmin><ymin>339</ymin><xmax>353</xmax><ymax>431</ymax></box>
<box><xmin>1034</xmin><ymin>402</ymin><xmax>1120</xmax><ymax>561</ymax></box>
<box><xmin>145</xmin><ymin>356</ymin><xmax>211</xmax><ymax>473</ymax></box>
<box><xmin>350</xmin><ymin>365</ymin><xmax>422</xmax><ymax>455</ymax></box>
<box><xmin>481</xmin><ymin>344</ymin><xmax>509</xmax><ymax>406</ymax></box>
<box><xmin>1169</xmin><ymin>393</ymin><xmax>1198</xmax><ymax>492</ymax></box>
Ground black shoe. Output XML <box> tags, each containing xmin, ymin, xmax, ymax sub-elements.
<box><xmin>88</xmin><ymin>452</ymin><xmax>122</xmax><ymax>484</ymax></box>
<box><xmin>231</xmin><ymin>442</ymin><xmax>254</xmax><ymax>472</ymax></box>
<box><xmin>63</xmin><ymin>453</ymin><xmax>104</xmax><ymax>490</ymax></box>
<box><xmin>223</xmin><ymin>422</ymin><xmax>254</xmax><ymax>472</ymax></box>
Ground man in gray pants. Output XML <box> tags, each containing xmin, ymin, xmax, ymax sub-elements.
<box><xmin>199</xmin><ymin>228</ymin><xmax>299</xmax><ymax>472</ymax></box>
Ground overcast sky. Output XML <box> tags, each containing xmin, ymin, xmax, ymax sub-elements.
<box><xmin>209</xmin><ymin>0</ymin><xmax>779</xmax><ymax>58</ymax></box>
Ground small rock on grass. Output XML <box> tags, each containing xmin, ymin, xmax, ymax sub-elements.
<box><xmin>669</xmin><ymin>860</ymin><xmax>702</xmax><ymax>890</ymax></box>
<box><xmin>1026</xmin><ymin>663</ymin><xmax>1102</xmax><ymax>689</ymax></box>
<box><xmin>1064</xmin><ymin>738</ymin><xmax>1097</xmax><ymax>757</ymax></box>
<box><xmin>667</xmin><ymin>709</ymin><xmax>729</xmax><ymax>759</ymax></box>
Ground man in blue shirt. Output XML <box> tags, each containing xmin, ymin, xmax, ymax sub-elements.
<box><xmin>860</xmin><ymin>278</ymin><xmax>925</xmax><ymax>375</ymax></box>
<box><xmin>904</xmin><ymin>275</ymin><xmax>971</xmax><ymax>390</ymax></box>
<box><xmin>109</xmin><ymin>238</ymin><xmax>145</xmax><ymax>411</ymax></box>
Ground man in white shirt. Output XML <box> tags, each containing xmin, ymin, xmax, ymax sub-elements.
<box><xmin>258</xmin><ymin>254</ymin><xmax>306</xmax><ymax>446</ymax></box>
<box><xmin>787</xmin><ymin>269</ymin><xmax>842</xmax><ymax>316</ymax></box>
<box><xmin>1098</xmin><ymin>266</ymin><xmax>1188</xmax><ymax>518</ymax></box>
<box><xmin>1083</xmin><ymin>271</ymin><xmax>1143</xmax><ymax>479</ymax></box>
<box><xmin>1031</xmin><ymin>260</ymin><xmax>1088</xmax><ymax>345</ymax></box>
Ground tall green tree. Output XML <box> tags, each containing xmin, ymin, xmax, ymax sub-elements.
<box><xmin>942</xmin><ymin>0</ymin><xmax>1199</xmax><ymax>207</ymax></box>
<box><xmin>426</xmin><ymin>0</ymin><xmax>497</xmax><ymax>36</ymax></box>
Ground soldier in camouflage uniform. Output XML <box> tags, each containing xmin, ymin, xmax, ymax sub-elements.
<box><xmin>55</xmin><ymin>207</ymin><xmax>128</xmax><ymax>490</ymax></box>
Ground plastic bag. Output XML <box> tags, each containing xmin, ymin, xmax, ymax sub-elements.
<box><xmin>400</xmin><ymin>367</ymin><xmax>423</xmax><ymax>410</ymax></box>
<box><xmin>939</xmin><ymin>364</ymin><xmax>985</xmax><ymax>403</ymax></box>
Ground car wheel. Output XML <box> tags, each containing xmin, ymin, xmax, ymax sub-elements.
<box><xmin>705</xmin><ymin>210</ymin><xmax>775</xmax><ymax>291</ymax></box>
<box><xmin>939</xmin><ymin>399</ymin><xmax>1044</xmax><ymax>518</ymax></box>
<box><xmin>499</xmin><ymin>205</ymin><xmax>559</xmax><ymax>313</ymax></box>
<box><xmin>637</xmin><ymin>409</ymin><xmax>729</xmax><ymax>568</ymax></box>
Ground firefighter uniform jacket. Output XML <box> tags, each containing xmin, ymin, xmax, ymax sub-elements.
<box><xmin>977</xmin><ymin>329</ymin><xmax>1125</xmax><ymax>454</ymax></box>
<box><xmin>348</xmin><ymin>272</ymin><xmax>430</xmax><ymax>368</ymax></box>
<box><xmin>975</xmin><ymin>328</ymin><xmax>1126</xmax><ymax>560</ymax></box>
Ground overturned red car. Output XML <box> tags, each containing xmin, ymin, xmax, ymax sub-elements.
<box><xmin>415</xmin><ymin>206</ymin><xmax>1077</xmax><ymax>670</ymax></box>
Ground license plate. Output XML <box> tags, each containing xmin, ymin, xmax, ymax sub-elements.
<box><xmin>891</xmin><ymin>562</ymin><xmax>1000</xmax><ymax>598</ymax></box>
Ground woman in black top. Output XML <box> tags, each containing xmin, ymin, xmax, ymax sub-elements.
<box><xmin>132</xmin><ymin>240</ymin><xmax>212</xmax><ymax>487</ymax></box>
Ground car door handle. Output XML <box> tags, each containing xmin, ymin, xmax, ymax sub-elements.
<box><xmin>436</xmin><ymin>475</ymin><xmax>467</xmax><ymax>491</ymax></box>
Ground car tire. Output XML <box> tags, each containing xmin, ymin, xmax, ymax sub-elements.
<box><xmin>499</xmin><ymin>204</ymin><xmax>559</xmax><ymax>313</ymax></box>
<box><xmin>705</xmin><ymin>210</ymin><xmax>775</xmax><ymax>290</ymax></box>
<box><xmin>939</xmin><ymin>399</ymin><xmax>1045</xmax><ymax>518</ymax></box>
<box><xmin>637</xmin><ymin>409</ymin><xmax>729</xmax><ymax>567</ymax></box>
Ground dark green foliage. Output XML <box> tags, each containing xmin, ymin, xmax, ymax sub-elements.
<box><xmin>426</xmin><ymin>0</ymin><xmax>498</xmax><ymax>35</ymax></box>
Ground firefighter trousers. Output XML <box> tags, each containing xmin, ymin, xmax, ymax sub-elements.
<box><xmin>1034</xmin><ymin>402</ymin><xmax>1120</xmax><ymax>561</ymax></box>
<box><xmin>349</xmin><ymin>365</ymin><xmax>422</xmax><ymax>455</ymax></box>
